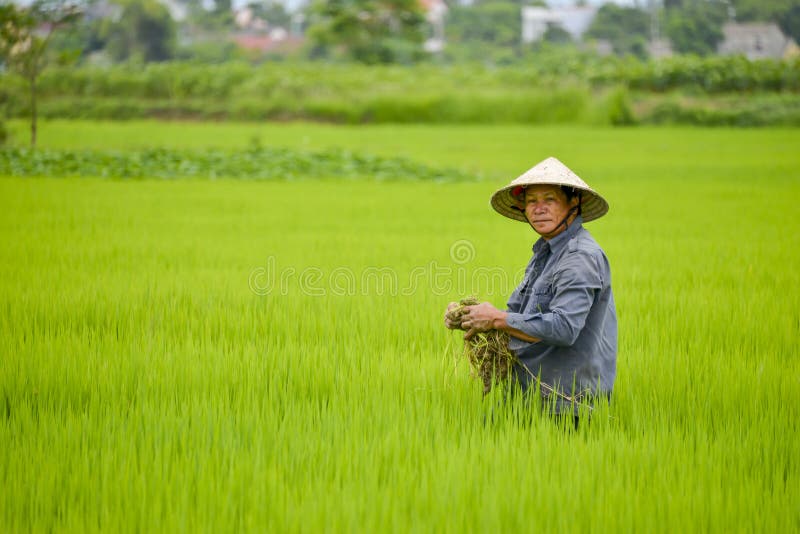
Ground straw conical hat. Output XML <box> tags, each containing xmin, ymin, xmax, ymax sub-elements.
<box><xmin>490</xmin><ymin>157</ymin><xmax>609</xmax><ymax>223</ymax></box>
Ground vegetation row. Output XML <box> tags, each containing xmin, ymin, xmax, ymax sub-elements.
<box><xmin>6</xmin><ymin>56</ymin><xmax>799</xmax><ymax>99</ymax></box>
<box><xmin>3</xmin><ymin>57</ymin><xmax>800</xmax><ymax>128</ymax></box>
<box><xmin>0</xmin><ymin>147</ymin><xmax>478</xmax><ymax>182</ymax></box>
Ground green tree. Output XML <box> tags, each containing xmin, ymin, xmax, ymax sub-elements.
<box><xmin>0</xmin><ymin>1</ymin><xmax>81</xmax><ymax>147</ymax></box>
<box><xmin>666</xmin><ymin>0</ymin><xmax>728</xmax><ymax>56</ymax></box>
<box><xmin>213</xmin><ymin>0</ymin><xmax>234</xmax><ymax>26</ymax></box>
<box><xmin>542</xmin><ymin>23</ymin><xmax>573</xmax><ymax>45</ymax></box>
<box><xmin>731</xmin><ymin>0</ymin><xmax>800</xmax><ymax>42</ymax></box>
<box><xmin>105</xmin><ymin>0</ymin><xmax>176</xmax><ymax>62</ymax></box>
<box><xmin>447</xmin><ymin>1</ymin><xmax>521</xmax><ymax>48</ymax></box>
<box><xmin>47</xmin><ymin>13</ymin><xmax>105</xmax><ymax>60</ymax></box>
<box><xmin>781</xmin><ymin>4</ymin><xmax>800</xmax><ymax>43</ymax></box>
<box><xmin>307</xmin><ymin>0</ymin><xmax>425</xmax><ymax>64</ymax></box>
<box><xmin>248</xmin><ymin>1</ymin><xmax>291</xmax><ymax>28</ymax></box>
<box><xmin>584</xmin><ymin>3</ymin><xmax>650</xmax><ymax>58</ymax></box>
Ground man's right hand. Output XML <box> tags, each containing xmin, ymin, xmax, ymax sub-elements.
<box><xmin>444</xmin><ymin>302</ymin><xmax>463</xmax><ymax>330</ymax></box>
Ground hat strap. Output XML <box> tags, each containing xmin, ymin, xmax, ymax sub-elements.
<box><xmin>555</xmin><ymin>205</ymin><xmax>579</xmax><ymax>233</ymax></box>
<box><xmin>552</xmin><ymin>192</ymin><xmax>581</xmax><ymax>233</ymax></box>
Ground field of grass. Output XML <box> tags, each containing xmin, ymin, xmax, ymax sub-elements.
<box><xmin>2</xmin><ymin>121</ymin><xmax>799</xmax><ymax>531</ymax></box>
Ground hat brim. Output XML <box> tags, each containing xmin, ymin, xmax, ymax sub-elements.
<box><xmin>490</xmin><ymin>184</ymin><xmax>609</xmax><ymax>223</ymax></box>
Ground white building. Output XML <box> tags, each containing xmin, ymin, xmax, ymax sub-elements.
<box><xmin>420</xmin><ymin>0</ymin><xmax>448</xmax><ymax>53</ymax></box>
<box><xmin>521</xmin><ymin>6</ymin><xmax>598</xmax><ymax>44</ymax></box>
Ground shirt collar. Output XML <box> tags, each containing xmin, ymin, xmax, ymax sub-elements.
<box><xmin>531</xmin><ymin>215</ymin><xmax>584</xmax><ymax>255</ymax></box>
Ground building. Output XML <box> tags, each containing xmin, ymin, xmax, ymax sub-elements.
<box><xmin>420</xmin><ymin>0</ymin><xmax>448</xmax><ymax>53</ymax></box>
<box><xmin>234</xmin><ymin>7</ymin><xmax>269</xmax><ymax>32</ymax></box>
<box><xmin>718</xmin><ymin>22</ymin><xmax>796</xmax><ymax>60</ymax></box>
<box><xmin>521</xmin><ymin>5</ymin><xmax>598</xmax><ymax>44</ymax></box>
<box><xmin>159</xmin><ymin>0</ymin><xmax>188</xmax><ymax>22</ymax></box>
<box><xmin>647</xmin><ymin>38</ymin><xmax>673</xmax><ymax>59</ymax></box>
<box><xmin>231</xmin><ymin>33</ymin><xmax>303</xmax><ymax>54</ymax></box>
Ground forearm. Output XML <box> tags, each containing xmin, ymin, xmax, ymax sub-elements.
<box><xmin>492</xmin><ymin>311</ymin><xmax>541</xmax><ymax>343</ymax></box>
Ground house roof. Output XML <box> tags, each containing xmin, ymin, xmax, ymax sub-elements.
<box><xmin>232</xmin><ymin>34</ymin><xmax>304</xmax><ymax>53</ymax></box>
<box><xmin>718</xmin><ymin>22</ymin><xmax>791</xmax><ymax>60</ymax></box>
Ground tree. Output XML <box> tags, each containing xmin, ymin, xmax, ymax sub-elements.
<box><xmin>731</xmin><ymin>0</ymin><xmax>800</xmax><ymax>42</ymax></box>
<box><xmin>447</xmin><ymin>1</ymin><xmax>522</xmax><ymax>49</ymax></box>
<box><xmin>780</xmin><ymin>4</ymin><xmax>800</xmax><ymax>43</ymax></box>
<box><xmin>665</xmin><ymin>0</ymin><xmax>728</xmax><ymax>56</ymax></box>
<box><xmin>543</xmin><ymin>23</ymin><xmax>572</xmax><ymax>45</ymax></box>
<box><xmin>105</xmin><ymin>0</ymin><xmax>176</xmax><ymax>62</ymax></box>
<box><xmin>248</xmin><ymin>1</ymin><xmax>291</xmax><ymax>28</ymax></box>
<box><xmin>46</xmin><ymin>11</ymin><xmax>106</xmax><ymax>60</ymax></box>
<box><xmin>307</xmin><ymin>0</ymin><xmax>425</xmax><ymax>64</ymax></box>
<box><xmin>0</xmin><ymin>1</ymin><xmax>80</xmax><ymax>147</ymax></box>
<box><xmin>584</xmin><ymin>3</ymin><xmax>651</xmax><ymax>58</ymax></box>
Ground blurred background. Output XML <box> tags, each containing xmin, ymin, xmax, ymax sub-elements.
<box><xmin>1</xmin><ymin>0</ymin><xmax>799</xmax><ymax>146</ymax></box>
<box><xmin>2</xmin><ymin>4</ymin><xmax>799</xmax><ymax>530</ymax></box>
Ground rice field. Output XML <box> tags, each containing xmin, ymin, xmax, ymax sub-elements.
<box><xmin>1</xmin><ymin>121</ymin><xmax>799</xmax><ymax>531</ymax></box>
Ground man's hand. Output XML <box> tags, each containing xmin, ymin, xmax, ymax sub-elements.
<box><xmin>461</xmin><ymin>302</ymin><xmax>506</xmax><ymax>340</ymax></box>
<box><xmin>444</xmin><ymin>302</ymin><xmax>464</xmax><ymax>330</ymax></box>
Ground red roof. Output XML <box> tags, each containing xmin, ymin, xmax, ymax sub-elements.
<box><xmin>232</xmin><ymin>34</ymin><xmax>304</xmax><ymax>53</ymax></box>
<box><xmin>419</xmin><ymin>0</ymin><xmax>445</xmax><ymax>12</ymax></box>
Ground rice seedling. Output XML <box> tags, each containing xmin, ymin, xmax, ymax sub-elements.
<box><xmin>446</xmin><ymin>296</ymin><xmax>516</xmax><ymax>395</ymax></box>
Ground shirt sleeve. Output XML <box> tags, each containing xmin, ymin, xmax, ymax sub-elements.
<box><xmin>505</xmin><ymin>250</ymin><xmax>603</xmax><ymax>347</ymax></box>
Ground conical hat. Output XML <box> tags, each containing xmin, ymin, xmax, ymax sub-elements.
<box><xmin>490</xmin><ymin>157</ymin><xmax>609</xmax><ymax>223</ymax></box>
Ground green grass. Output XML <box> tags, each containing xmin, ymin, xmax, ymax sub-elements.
<box><xmin>6</xmin><ymin>119</ymin><xmax>800</xmax><ymax>178</ymax></box>
<box><xmin>1</xmin><ymin>122</ymin><xmax>799</xmax><ymax>531</ymax></box>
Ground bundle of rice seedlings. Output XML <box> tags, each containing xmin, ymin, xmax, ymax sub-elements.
<box><xmin>447</xmin><ymin>296</ymin><xmax>517</xmax><ymax>395</ymax></box>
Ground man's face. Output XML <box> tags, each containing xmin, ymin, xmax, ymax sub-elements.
<box><xmin>522</xmin><ymin>185</ymin><xmax>578</xmax><ymax>239</ymax></box>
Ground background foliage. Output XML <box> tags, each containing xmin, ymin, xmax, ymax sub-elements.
<box><xmin>307</xmin><ymin>0</ymin><xmax>426</xmax><ymax>64</ymax></box>
<box><xmin>2</xmin><ymin>56</ymin><xmax>799</xmax><ymax>127</ymax></box>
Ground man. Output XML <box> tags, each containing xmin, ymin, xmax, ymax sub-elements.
<box><xmin>444</xmin><ymin>157</ymin><xmax>617</xmax><ymax>415</ymax></box>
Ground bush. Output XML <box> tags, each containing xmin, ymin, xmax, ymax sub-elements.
<box><xmin>640</xmin><ymin>94</ymin><xmax>800</xmax><ymax>126</ymax></box>
<box><xmin>605</xmin><ymin>87</ymin><xmax>636</xmax><ymax>126</ymax></box>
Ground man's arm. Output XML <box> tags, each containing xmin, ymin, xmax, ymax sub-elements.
<box><xmin>506</xmin><ymin>251</ymin><xmax>603</xmax><ymax>346</ymax></box>
<box><xmin>466</xmin><ymin>251</ymin><xmax>604</xmax><ymax>346</ymax></box>
<box><xmin>460</xmin><ymin>303</ymin><xmax>541</xmax><ymax>343</ymax></box>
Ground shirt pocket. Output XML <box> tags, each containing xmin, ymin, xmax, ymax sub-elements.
<box><xmin>528</xmin><ymin>282</ymin><xmax>554</xmax><ymax>314</ymax></box>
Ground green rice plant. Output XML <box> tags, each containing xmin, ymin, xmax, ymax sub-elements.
<box><xmin>0</xmin><ymin>123</ymin><xmax>798</xmax><ymax>531</ymax></box>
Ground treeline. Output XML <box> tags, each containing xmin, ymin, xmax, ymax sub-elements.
<box><xmin>2</xmin><ymin>55</ymin><xmax>799</xmax><ymax>126</ymax></box>
<box><xmin>7</xmin><ymin>0</ymin><xmax>800</xmax><ymax>67</ymax></box>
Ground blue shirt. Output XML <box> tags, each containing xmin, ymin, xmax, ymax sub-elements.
<box><xmin>505</xmin><ymin>215</ymin><xmax>617</xmax><ymax>412</ymax></box>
